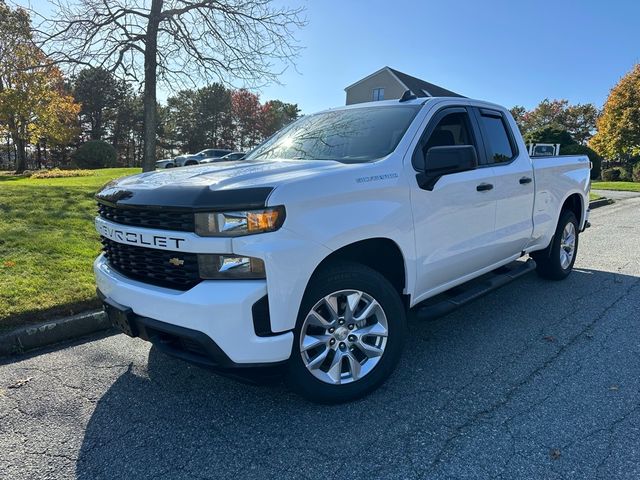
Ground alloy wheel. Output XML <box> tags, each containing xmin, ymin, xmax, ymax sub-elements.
<box><xmin>560</xmin><ymin>222</ymin><xmax>576</xmax><ymax>269</ymax></box>
<box><xmin>299</xmin><ymin>289</ymin><xmax>388</xmax><ymax>385</ymax></box>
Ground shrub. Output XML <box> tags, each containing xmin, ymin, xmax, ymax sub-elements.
<box><xmin>30</xmin><ymin>168</ymin><xmax>93</xmax><ymax>179</ymax></box>
<box><xmin>601</xmin><ymin>167</ymin><xmax>630</xmax><ymax>181</ymax></box>
<box><xmin>633</xmin><ymin>162</ymin><xmax>640</xmax><ymax>182</ymax></box>
<box><xmin>601</xmin><ymin>168</ymin><xmax>620</xmax><ymax>181</ymax></box>
<box><xmin>525</xmin><ymin>126</ymin><xmax>576</xmax><ymax>146</ymax></box>
<box><xmin>618</xmin><ymin>166</ymin><xmax>631</xmax><ymax>181</ymax></box>
<box><xmin>559</xmin><ymin>144</ymin><xmax>602</xmax><ymax>180</ymax></box>
<box><xmin>71</xmin><ymin>140</ymin><xmax>116</xmax><ymax>169</ymax></box>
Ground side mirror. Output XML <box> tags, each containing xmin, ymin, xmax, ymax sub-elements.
<box><xmin>416</xmin><ymin>145</ymin><xmax>478</xmax><ymax>190</ymax></box>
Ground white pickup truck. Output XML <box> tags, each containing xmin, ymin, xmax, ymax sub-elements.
<box><xmin>95</xmin><ymin>95</ymin><xmax>591</xmax><ymax>403</ymax></box>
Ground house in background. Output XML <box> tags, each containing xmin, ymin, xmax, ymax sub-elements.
<box><xmin>344</xmin><ymin>66</ymin><xmax>464</xmax><ymax>105</ymax></box>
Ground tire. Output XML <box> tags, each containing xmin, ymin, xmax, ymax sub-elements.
<box><xmin>287</xmin><ymin>262</ymin><xmax>406</xmax><ymax>403</ymax></box>
<box><xmin>165</xmin><ymin>163</ymin><xmax>175</xmax><ymax>169</ymax></box>
<box><xmin>532</xmin><ymin>210</ymin><xmax>579</xmax><ymax>280</ymax></box>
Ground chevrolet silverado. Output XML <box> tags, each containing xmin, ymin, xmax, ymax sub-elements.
<box><xmin>95</xmin><ymin>95</ymin><xmax>590</xmax><ymax>403</ymax></box>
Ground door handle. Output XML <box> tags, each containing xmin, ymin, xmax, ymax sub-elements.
<box><xmin>476</xmin><ymin>183</ymin><xmax>493</xmax><ymax>192</ymax></box>
<box><xmin>519</xmin><ymin>176</ymin><xmax>533</xmax><ymax>184</ymax></box>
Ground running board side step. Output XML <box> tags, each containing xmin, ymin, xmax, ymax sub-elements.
<box><xmin>414</xmin><ymin>259</ymin><xmax>537</xmax><ymax>320</ymax></box>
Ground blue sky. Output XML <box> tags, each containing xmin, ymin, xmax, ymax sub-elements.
<box><xmin>259</xmin><ymin>0</ymin><xmax>640</xmax><ymax>113</ymax></box>
<box><xmin>19</xmin><ymin>0</ymin><xmax>640</xmax><ymax>113</ymax></box>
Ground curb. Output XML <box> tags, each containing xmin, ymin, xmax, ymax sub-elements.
<box><xmin>0</xmin><ymin>309</ymin><xmax>110</xmax><ymax>358</ymax></box>
<box><xmin>589</xmin><ymin>198</ymin><xmax>614</xmax><ymax>210</ymax></box>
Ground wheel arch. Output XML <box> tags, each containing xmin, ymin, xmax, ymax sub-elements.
<box><xmin>310</xmin><ymin>237</ymin><xmax>409</xmax><ymax>301</ymax></box>
<box><xmin>560</xmin><ymin>192</ymin><xmax>585</xmax><ymax>227</ymax></box>
<box><xmin>531</xmin><ymin>191</ymin><xmax>585</xmax><ymax>260</ymax></box>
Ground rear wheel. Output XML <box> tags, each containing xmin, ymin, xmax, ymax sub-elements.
<box><xmin>532</xmin><ymin>210</ymin><xmax>579</xmax><ymax>280</ymax></box>
<box><xmin>287</xmin><ymin>262</ymin><xmax>406</xmax><ymax>403</ymax></box>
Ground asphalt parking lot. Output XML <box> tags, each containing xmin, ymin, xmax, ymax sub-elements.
<box><xmin>1</xmin><ymin>198</ymin><xmax>639</xmax><ymax>480</ymax></box>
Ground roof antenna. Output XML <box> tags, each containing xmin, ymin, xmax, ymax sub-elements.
<box><xmin>399</xmin><ymin>90</ymin><xmax>417</xmax><ymax>102</ymax></box>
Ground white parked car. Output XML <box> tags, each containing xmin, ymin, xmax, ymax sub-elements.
<box><xmin>95</xmin><ymin>95</ymin><xmax>591</xmax><ymax>403</ymax></box>
<box><xmin>172</xmin><ymin>149</ymin><xmax>233</xmax><ymax>167</ymax></box>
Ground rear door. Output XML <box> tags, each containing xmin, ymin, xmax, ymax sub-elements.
<box><xmin>410</xmin><ymin>106</ymin><xmax>500</xmax><ymax>298</ymax></box>
<box><xmin>472</xmin><ymin>108</ymin><xmax>535</xmax><ymax>260</ymax></box>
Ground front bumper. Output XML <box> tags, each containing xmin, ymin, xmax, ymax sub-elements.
<box><xmin>94</xmin><ymin>254</ymin><xmax>293</xmax><ymax>366</ymax></box>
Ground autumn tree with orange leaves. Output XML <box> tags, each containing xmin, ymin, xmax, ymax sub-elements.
<box><xmin>590</xmin><ymin>64</ymin><xmax>640</xmax><ymax>162</ymax></box>
<box><xmin>0</xmin><ymin>2</ymin><xmax>80</xmax><ymax>172</ymax></box>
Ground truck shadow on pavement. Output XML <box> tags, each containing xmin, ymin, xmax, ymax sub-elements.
<box><xmin>75</xmin><ymin>268</ymin><xmax>640</xmax><ymax>479</ymax></box>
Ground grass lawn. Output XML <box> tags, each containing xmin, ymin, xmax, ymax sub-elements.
<box><xmin>0</xmin><ymin>168</ymin><xmax>140</xmax><ymax>331</ymax></box>
<box><xmin>591</xmin><ymin>181</ymin><xmax>640</xmax><ymax>192</ymax></box>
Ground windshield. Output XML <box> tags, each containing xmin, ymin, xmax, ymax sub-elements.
<box><xmin>246</xmin><ymin>105</ymin><xmax>420</xmax><ymax>163</ymax></box>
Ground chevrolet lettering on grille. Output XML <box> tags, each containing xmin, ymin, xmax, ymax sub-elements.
<box><xmin>96</xmin><ymin>218</ymin><xmax>186</xmax><ymax>250</ymax></box>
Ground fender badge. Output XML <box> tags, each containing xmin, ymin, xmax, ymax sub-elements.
<box><xmin>356</xmin><ymin>173</ymin><xmax>399</xmax><ymax>184</ymax></box>
<box><xmin>169</xmin><ymin>257</ymin><xmax>185</xmax><ymax>267</ymax></box>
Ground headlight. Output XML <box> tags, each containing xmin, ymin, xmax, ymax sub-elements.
<box><xmin>198</xmin><ymin>254</ymin><xmax>265</xmax><ymax>279</ymax></box>
<box><xmin>194</xmin><ymin>206</ymin><xmax>285</xmax><ymax>237</ymax></box>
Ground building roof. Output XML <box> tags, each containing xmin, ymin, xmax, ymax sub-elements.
<box><xmin>387</xmin><ymin>67</ymin><xmax>464</xmax><ymax>98</ymax></box>
<box><xmin>344</xmin><ymin>66</ymin><xmax>464</xmax><ymax>98</ymax></box>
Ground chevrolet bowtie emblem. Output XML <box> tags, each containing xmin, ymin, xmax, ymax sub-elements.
<box><xmin>169</xmin><ymin>257</ymin><xmax>185</xmax><ymax>267</ymax></box>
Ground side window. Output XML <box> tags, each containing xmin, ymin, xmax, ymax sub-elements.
<box><xmin>479</xmin><ymin>113</ymin><xmax>515</xmax><ymax>164</ymax></box>
<box><xmin>423</xmin><ymin>111</ymin><xmax>474</xmax><ymax>157</ymax></box>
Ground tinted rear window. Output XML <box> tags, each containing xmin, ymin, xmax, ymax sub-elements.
<box><xmin>479</xmin><ymin>114</ymin><xmax>515</xmax><ymax>163</ymax></box>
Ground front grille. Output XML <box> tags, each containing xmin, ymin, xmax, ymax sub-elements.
<box><xmin>101</xmin><ymin>237</ymin><xmax>200</xmax><ymax>290</ymax></box>
<box><xmin>98</xmin><ymin>203</ymin><xmax>195</xmax><ymax>232</ymax></box>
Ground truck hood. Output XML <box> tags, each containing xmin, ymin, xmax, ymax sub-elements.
<box><xmin>96</xmin><ymin>159</ymin><xmax>346</xmax><ymax>210</ymax></box>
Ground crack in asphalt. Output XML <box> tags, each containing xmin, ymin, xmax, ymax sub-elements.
<box><xmin>424</xmin><ymin>277</ymin><xmax>640</xmax><ymax>476</ymax></box>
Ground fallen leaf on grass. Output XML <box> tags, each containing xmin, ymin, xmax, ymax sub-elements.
<box><xmin>2</xmin><ymin>260</ymin><xmax>16</xmax><ymax>268</ymax></box>
<box><xmin>7</xmin><ymin>377</ymin><xmax>32</xmax><ymax>389</ymax></box>
<box><xmin>550</xmin><ymin>449</ymin><xmax>561</xmax><ymax>460</ymax></box>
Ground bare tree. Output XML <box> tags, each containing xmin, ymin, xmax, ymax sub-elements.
<box><xmin>35</xmin><ymin>0</ymin><xmax>305</xmax><ymax>171</ymax></box>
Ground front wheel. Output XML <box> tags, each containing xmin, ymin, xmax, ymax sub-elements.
<box><xmin>287</xmin><ymin>262</ymin><xmax>406</xmax><ymax>403</ymax></box>
<box><xmin>532</xmin><ymin>210</ymin><xmax>579</xmax><ymax>280</ymax></box>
